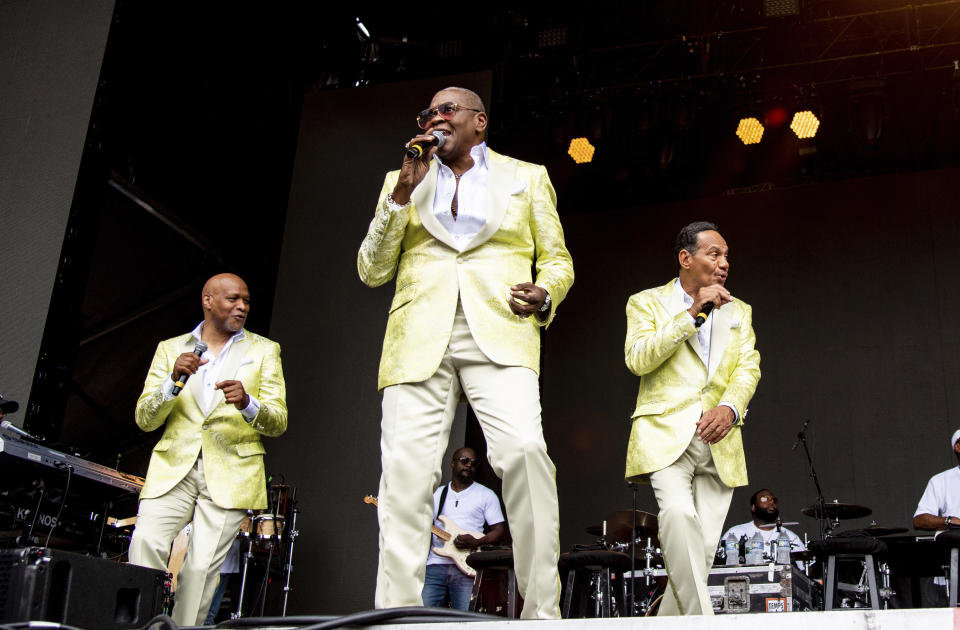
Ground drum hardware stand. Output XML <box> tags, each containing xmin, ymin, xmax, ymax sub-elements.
<box><xmin>795</xmin><ymin>419</ymin><xmax>831</xmax><ymax>539</ymax></box>
<box><xmin>256</xmin><ymin>487</ymin><xmax>285</xmax><ymax>617</ymax></box>
<box><xmin>628</xmin><ymin>481</ymin><xmax>638</xmax><ymax>616</ymax></box>
<box><xmin>878</xmin><ymin>561</ymin><xmax>894</xmax><ymax>608</ymax></box>
<box><xmin>231</xmin><ymin>510</ymin><xmax>256</xmax><ymax>620</ymax></box>
<box><xmin>281</xmin><ymin>489</ymin><xmax>299</xmax><ymax>616</ymax></box>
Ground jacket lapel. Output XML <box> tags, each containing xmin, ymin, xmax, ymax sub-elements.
<box><xmin>462</xmin><ymin>148</ymin><xmax>514</xmax><ymax>252</ymax></box>
<box><xmin>413</xmin><ymin>160</ymin><xmax>459</xmax><ymax>250</ymax></box>
<box><xmin>707</xmin><ymin>301</ymin><xmax>734</xmax><ymax>380</ymax></box>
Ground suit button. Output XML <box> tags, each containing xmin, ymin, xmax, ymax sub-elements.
<box><xmin>456</xmin><ymin>257</ymin><xmax>463</xmax><ymax>264</ymax></box>
<box><xmin>201</xmin><ymin>424</ymin><xmax>209</xmax><ymax>430</ymax></box>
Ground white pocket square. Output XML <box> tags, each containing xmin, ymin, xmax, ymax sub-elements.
<box><xmin>511</xmin><ymin>180</ymin><xmax>527</xmax><ymax>195</ymax></box>
<box><xmin>730</xmin><ymin>320</ymin><xmax>741</xmax><ymax>329</ymax></box>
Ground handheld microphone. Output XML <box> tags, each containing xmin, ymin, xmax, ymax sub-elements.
<box><xmin>0</xmin><ymin>420</ymin><xmax>43</xmax><ymax>442</ymax></box>
<box><xmin>694</xmin><ymin>302</ymin><xmax>715</xmax><ymax>328</ymax></box>
<box><xmin>404</xmin><ymin>130</ymin><xmax>446</xmax><ymax>159</ymax></box>
<box><xmin>172</xmin><ymin>341</ymin><xmax>208</xmax><ymax>396</ymax></box>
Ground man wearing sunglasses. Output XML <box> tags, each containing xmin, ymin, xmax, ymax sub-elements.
<box><xmin>423</xmin><ymin>447</ymin><xmax>505</xmax><ymax>610</ymax></box>
<box><xmin>358</xmin><ymin>86</ymin><xmax>573</xmax><ymax>619</ymax></box>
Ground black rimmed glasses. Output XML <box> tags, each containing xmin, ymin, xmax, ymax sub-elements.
<box><xmin>417</xmin><ymin>102</ymin><xmax>482</xmax><ymax>129</ymax></box>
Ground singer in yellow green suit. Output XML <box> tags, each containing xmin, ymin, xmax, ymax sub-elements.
<box><xmin>358</xmin><ymin>87</ymin><xmax>574</xmax><ymax>618</ymax></box>
<box><xmin>624</xmin><ymin>222</ymin><xmax>760</xmax><ymax>616</ymax></box>
<box><xmin>128</xmin><ymin>273</ymin><xmax>287</xmax><ymax>627</ymax></box>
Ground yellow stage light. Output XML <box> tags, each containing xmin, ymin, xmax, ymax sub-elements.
<box><xmin>736</xmin><ymin>117</ymin><xmax>764</xmax><ymax>145</ymax></box>
<box><xmin>567</xmin><ymin>137</ymin><xmax>595</xmax><ymax>164</ymax></box>
<box><xmin>790</xmin><ymin>110</ymin><xmax>820</xmax><ymax>139</ymax></box>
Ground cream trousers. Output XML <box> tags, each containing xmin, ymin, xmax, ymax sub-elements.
<box><xmin>375</xmin><ymin>304</ymin><xmax>560</xmax><ymax>619</ymax></box>
<box><xmin>649</xmin><ymin>434</ymin><xmax>733</xmax><ymax>616</ymax></box>
<box><xmin>129</xmin><ymin>458</ymin><xmax>246</xmax><ymax>626</ymax></box>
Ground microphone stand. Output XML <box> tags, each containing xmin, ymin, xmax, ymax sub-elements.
<box><xmin>628</xmin><ymin>482</ymin><xmax>638</xmax><ymax>617</ymax></box>
<box><xmin>795</xmin><ymin>420</ymin><xmax>829</xmax><ymax>540</ymax></box>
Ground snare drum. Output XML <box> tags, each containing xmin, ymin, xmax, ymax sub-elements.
<box><xmin>253</xmin><ymin>513</ymin><xmax>285</xmax><ymax>540</ymax></box>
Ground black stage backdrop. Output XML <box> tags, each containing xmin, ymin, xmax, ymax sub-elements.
<box><xmin>269</xmin><ymin>76</ymin><xmax>960</xmax><ymax>614</ymax></box>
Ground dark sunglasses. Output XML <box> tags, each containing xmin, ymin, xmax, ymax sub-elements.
<box><xmin>456</xmin><ymin>456</ymin><xmax>478</xmax><ymax>466</ymax></box>
<box><xmin>417</xmin><ymin>102</ymin><xmax>482</xmax><ymax>129</ymax></box>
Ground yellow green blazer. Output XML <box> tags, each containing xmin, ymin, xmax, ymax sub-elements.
<box><xmin>624</xmin><ymin>279</ymin><xmax>760</xmax><ymax>487</ymax></box>
<box><xmin>358</xmin><ymin>148</ymin><xmax>574</xmax><ymax>390</ymax></box>
<box><xmin>135</xmin><ymin>330</ymin><xmax>287</xmax><ymax>509</ymax></box>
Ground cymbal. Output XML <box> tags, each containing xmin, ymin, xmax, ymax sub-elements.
<box><xmin>602</xmin><ymin>510</ymin><xmax>659</xmax><ymax>544</ymax></box>
<box><xmin>801</xmin><ymin>501</ymin><xmax>872</xmax><ymax>520</ymax></box>
<box><xmin>855</xmin><ymin>524</ymin><xmax>909</xmax><ymax>537</ymax></box>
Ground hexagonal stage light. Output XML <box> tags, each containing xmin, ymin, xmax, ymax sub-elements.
<box><xmin>790</xmin><ymin>110</ymin><xmax>820</xmax><ymax>139</ymax></box>
<box><xmin>567</xmin><ymin>137</ymin><xmax>595</xmax><ymax>164</ymax></box>
<box><xmin>736</xmin><ymin>117</ymin><xmax>764</xmax><ymax>145</ymax></box>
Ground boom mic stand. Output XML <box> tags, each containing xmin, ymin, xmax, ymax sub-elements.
<box><xmin>794</xmin><ymin>419</ymin><xmax>830</xmax><ymax>539</ymax></box>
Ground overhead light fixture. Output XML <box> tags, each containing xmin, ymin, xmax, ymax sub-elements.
<box><xmin>790</xmin><ymin>110</ymin><xmax>820</xmax><ymax>139</ymax></box>
<box><xmin>763</xmin><ymin>0</ymin><xmax>800</xmax><ymax>18</ymax></box>
<box><xmin>567</xmin><ymin>138</ymin><xmax>595</xmax><ymax>164</ymax></box>
<box><xmin>736</xmin><ymin>117</ymin><xmax>764</xmax><ymax>145</ymax></box>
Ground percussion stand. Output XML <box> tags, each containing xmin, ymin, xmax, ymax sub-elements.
<box><xmin>628</xmin><ymin>481</ymin><xmax>638</xmax><ymax>617</ymax></box>
<box><xmin>257</xmin><ymin>487</ymin><xmax>285</xmax><ymax>617</ymax></box>
<box><xmin>232</xmin><ymin>512</ymin><xmax>255</xmax><ymax>620</ymax></box>
<box><xmin>281</xmin><ymin>491</ymin><xmax>299</xmax><ymax>616</ymax></box>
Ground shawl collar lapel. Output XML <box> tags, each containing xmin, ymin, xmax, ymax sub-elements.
<box><xmin>462</xmin><ymin>148</ymin><xmax>514</xmax><ymax>252</ymax></box>
<box><xmin>413</xmin><ymin>159</ymin><xmax>458</xmax><ymax>251</ymax></box>
<box><xmin>707</xmin><ymin>301</ymin><xmax>734</xmax><ymax>381</ymax></box>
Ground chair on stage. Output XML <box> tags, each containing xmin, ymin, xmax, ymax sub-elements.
<box><xmin>810</xmin><ymin>534</ymin><xmax>888</xmax><ymax>610</ymax></box>
<box><xmin>558</xmin><ymin>549</ymin><xmax>632</xmax><ymax>618</ymax></box>
<box><xmin>467</xmin><ymin>549</ymin><xmax>522</xmax><ymax>618</ymax></box>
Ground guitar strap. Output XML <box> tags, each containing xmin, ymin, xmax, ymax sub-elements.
<box><xmin>436</xmin><ymin>483</ymin><xmax>450</xmax><ymax>520</ymax></box>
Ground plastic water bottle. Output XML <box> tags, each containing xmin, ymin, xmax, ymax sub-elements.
<box><xmin>775</xmin><ymin>530</ymin><xmax>791</xmax><ymax>565</ymax></box>
<box><xmin>745</xmin><ymin>531</ymin><xmax>764</xmax><ymax>564</ymax></box>
<box><xmin>724</xmin><ymin>532</ymin><xmax>739</xmax><ymax>566</ymax></box>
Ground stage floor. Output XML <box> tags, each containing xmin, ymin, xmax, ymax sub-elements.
<box><xmin>374</xmin><ymin>608</ymin><xmax>955</xmax><ymax>630</ymax></box>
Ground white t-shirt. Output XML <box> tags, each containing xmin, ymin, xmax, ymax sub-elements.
<box><xmin>426</xmin><ymin>481</ymin><xmax>504</xmax><ymax>565</ymax></box>
<box><xmin>915</xmin><ymin>466</ymin><xmax>960</xmax><ymax>520</ymax></box>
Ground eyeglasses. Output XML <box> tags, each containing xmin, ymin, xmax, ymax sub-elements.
<box><xmin>456</xmin><ymin>457</ymin><xmax>478</xmax><ymax>466</ymax></box>
<box><xmin>417</xmin><ymin>102</ymin><xmax>482</xmax><ymax>129</ymax></box>
<box><xmin>758</xmin><ymin>495</ymin><xmax>778</xmax><ymax>503</ymax></box>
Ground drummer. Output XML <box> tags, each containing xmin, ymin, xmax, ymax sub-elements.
<box><xmin>722</xmin><ymin>488</ymin><xmax>806</xmax><ymax>566</ymax></box>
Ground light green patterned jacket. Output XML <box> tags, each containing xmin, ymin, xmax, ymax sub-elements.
<box><xmin>624</xmin><ymin>279</ymin><xmax>761</xmax><ymax>487</ymax></box>
<box><xmin>135</xmin><ymin>330</ymin><xmax>287</xmax><ymax>509</ymax></box>
<box><xmin>358</xmin><ymin>148</ymin><xmax>574</xmax><ymax>390</ymax></box>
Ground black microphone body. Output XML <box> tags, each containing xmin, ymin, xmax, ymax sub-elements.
<box><xmin>405</xmin><ymin>130</ymin><xmax>446</xmax><ymax>159</ymax></box>
<box><xmin>791</xmin><ymin>419</ymin><xmax>811</xmax><ymax>451</ymax></box>
<box><xmin>694</xmin><ymin>301</ymin><xmax>715</xmax><ymax>328</ymax></box>
<box><xmin>172</xmin><ymin>341</ymin><xmax>208</xmax><ymax>396</ymax></box>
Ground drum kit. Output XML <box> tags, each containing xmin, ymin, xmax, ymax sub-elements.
<box><xmin>232</xmin><ymin>484</ymin><xmax>300</xmax><ymax>619</ymax></box>
<box><xmin>580</xmin><ymin>498</ymin><xmax>908</xmax><ymax>615</ymax></box>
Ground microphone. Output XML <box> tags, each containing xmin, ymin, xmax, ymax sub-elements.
<box><xmin>172</xmin><ymin>341</ymin><xmax>208</xmax><ymax>396</ymax></box>
<box><xmin>791</xmin><ymin>419</ymin><xmax>811</xmax><ymax>451</ymax></box>
<box><xmin>404</xmin><ymin>130</ymin><xmax>446</xmax><ymax>159</ymax></box>
<box><xmin>694</xmin><ymin>302</ymin><xmax>715</xmax><ymax>328</ymax></box>
<box><xmin>0</xmin><ymin>420</ymin><xmax>43</xmax><ymax>442</ymax></box>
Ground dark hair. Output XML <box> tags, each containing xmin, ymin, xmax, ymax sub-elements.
<box><xmin>749</xmin><ymin>488</ymin><xmax>772</xmax><ymax>508</ymax></box>
<box><xmin>674</xmin><ymin>221</ymin><xmax>719</xmax><ymax>257</ymax></box>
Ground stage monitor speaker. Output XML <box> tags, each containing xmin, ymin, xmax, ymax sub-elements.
<box><xmin>0</xmin><ymin>547</ymin><xmax>167</xmax><ymax>629</ymax></box>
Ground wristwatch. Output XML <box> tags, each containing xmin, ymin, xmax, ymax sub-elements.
<box><xmin>947</xmin><ymin>516</ymin><xmax>953</xmax><ymax>527</ymax></box>
<box><xmin>539</xmin><ymin>292</ymin><xmax>552</xmax><ymax>313</ymax></box>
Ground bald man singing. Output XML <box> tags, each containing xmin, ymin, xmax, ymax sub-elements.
<box><xmin>128</xmin><ymin>273</ymin><xmax>287</xmax><ymax>626</ymax></box>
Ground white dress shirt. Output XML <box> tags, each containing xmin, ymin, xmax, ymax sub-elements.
<box><xmin>161</xmin><ymin>322</ymin><xmax>259</xmax><ymax>420</ymax></box>
<box><xmin>433</xmin><ymin>142</ymin><xmax>489</xmax><ymax>251</ymax></box>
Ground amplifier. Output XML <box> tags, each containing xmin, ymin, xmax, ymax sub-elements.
<box><xmin>0</xmin><ymin>547</ymin><xmax>167</xmax><ymax>629</ymax></box>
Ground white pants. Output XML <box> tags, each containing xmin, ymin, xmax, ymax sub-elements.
<box><xmin>129</xmin><ymin>458</ymin><xmax>246</xmax><ymax>626</ymax></box>
<box><xmin>649</xmin><ymin>435</ymin><xmax>733</xmax><ymax>616</ymax></box>
<box><xmin>375</xmin><ymin>304</ymin><xmax>561</xmax><ymax>619</ymax></box>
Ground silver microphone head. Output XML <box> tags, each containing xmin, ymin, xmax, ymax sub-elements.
<box><xmin>194</xmin><ymin>341</ymin><xmax>208</xmax><ymax>354</ymax></box>
<box><xmin>430</xmin><ymin>129</ymin><xmax>446</xmax><ymax>148</ymax></box>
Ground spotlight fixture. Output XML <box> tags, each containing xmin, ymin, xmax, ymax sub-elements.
<box><xmin>736</xmin><ymin>117</ymin><xmax>764</xmax><ymax>145</ymax></box>
<box><xmin>763</xmin><ymin>0</ymin><xmax>800</xmax><ymax>18</ymax></box>
<box><xmin>790</xmin><ymin>110</ymin><xmax>820</xmax><ymax>139</ymax></box>
<box><xmin>567</xmin><ymin>138</ymin><xmax>595</xmax><ymax>164</ymax></box>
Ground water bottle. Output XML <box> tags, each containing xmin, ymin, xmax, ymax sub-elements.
<box><xmin>775</xmin><ymin>530</ymin><xmax>791</xmax><ymax>565</ymax></box>
<box><xmin>745</xmin><ymin>531</ymin><xmax>764</xmax><ymax>564</ymax></box>
<box><xmin>724</xmin><ymin>532</ymin><xmax>739</xmax><ymax>566</ymax></box>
